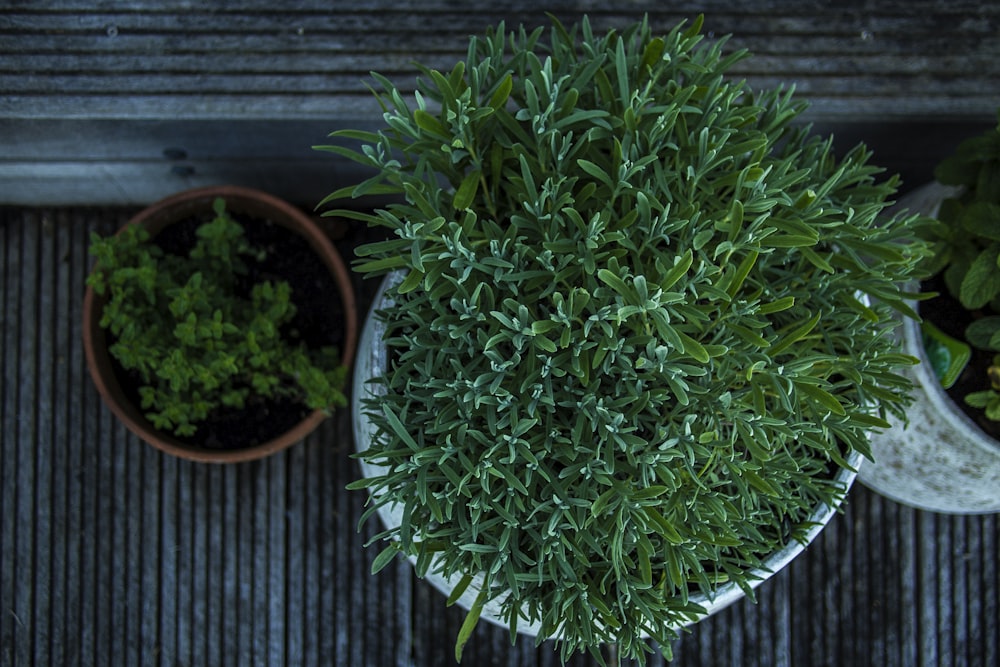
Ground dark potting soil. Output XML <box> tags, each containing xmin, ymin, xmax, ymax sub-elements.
<box><xmin>919</xmin><ymin>273</ymin><xmax>1000</xmax><ymax>440</ymax></box>
<box><xmin>110</xmin><ymin>208</ymin><xmax>346</xmax><ymax>450</ymax></box>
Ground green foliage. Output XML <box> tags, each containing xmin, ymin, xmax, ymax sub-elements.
<box><xmin>924</xmin><ymin>110</ymin><xmax>1000</xmax><ymax>311</ymax></box>
<box><xmin>921</xmin><ymin>110</ymin><xmax>1000</xmax><ymax>419</ymax></box>
<box><xmin>321</xmin><ymin>15</ymin><xmax>928</xmax><ymax>664</ymax></box>
<box><xmin>964</xmin><ymin>353</ymin><xmax>1000</xmax><ymax>420</ymax></box>
<box><xmin>88</xmin><ymin>198</ymin><xmax>347</xmax><ymax>438</ymax></box>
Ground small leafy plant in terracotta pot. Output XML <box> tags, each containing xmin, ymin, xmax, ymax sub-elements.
<box><xmin>322</xmin><ymin>15</ymin><xmax>929</xmax><ymax>664</ymax></box>
<box><xmin>83</xmin><ymin>185</ymin><xmax>357</xmax><ymax>463</ymax></box>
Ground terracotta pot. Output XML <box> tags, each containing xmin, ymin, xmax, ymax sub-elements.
<box><xmin>83</xmin><ymin>185</ymin><xmax>358</xmax><ymax>463</ymax></box>
<box><xmin>859</xmin><ymin>182</ymin><xmax>1000</xmax><ymax>513</ymax></box>
<box><xmin>352</xmin><ymin>272</ymin><xmax>862</xmax><ymax>636</ymax></box>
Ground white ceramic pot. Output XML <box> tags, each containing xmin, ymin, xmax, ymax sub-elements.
<box><xmin>352</xmin><ymin>273</ymin><xmax>863</xmax><ymax>635</ymax></box>
<box><xmin>858</xmin><ymin>183</ymin><xmax>1000</xmax><ymax>514</ymax></box>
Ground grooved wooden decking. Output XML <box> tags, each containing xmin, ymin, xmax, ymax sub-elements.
<box><xmin>2</xmin><ymin>0</ymin><xmax>1000</xmax><ymax>664</ymax></box>
<box><xmin>3</xmin><ymin>0</ymin><xmax>999</xmax><ymax>206</ymax></box>
<box><xmin>1</xmin><ymin>207</ymin><xmax>998</xmax><ymax>667</ymax></box>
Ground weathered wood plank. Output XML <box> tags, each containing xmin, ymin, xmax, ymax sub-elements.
<box><xmin>2</xmin><ymin>119</ymin><xmax>994</xmax><ymax>208</ymax></box>
<box><xmin>2</xmin><ymin>204</ymin><xmax>1000</xmax><ymax>667</ymax></box>
<box><xmin>1</xmin><ymin>1</ymin><xmax>997</xmax><ymax>123</ymax></box>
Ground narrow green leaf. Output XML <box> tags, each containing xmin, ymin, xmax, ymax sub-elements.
<box><xmin>397</xmin><ymin>269</ymin><xmax>425</xmax><ymax>294</ymax></box>
<box><xmin>727</xmin><ymin>250</ymin><xmax>759</xmax><ymax>298</ymax></box>
<box><xmin>446</xmin><ymin>574</ymin><xmax>474</xmax><ymax>606</ymax></box>
<box><xmin>489</xmin><ymin>73</ymin><xmax>513</xmax><ymax>110</ymax></box>
<box><xmin>327</xmin><ymin>128</ymin><xmax>383</xmax><ymax>143</ymax></box>
<box><xmin>637</xmin><ymin>545</ymin><xmax>653</xmax><ymax>586</ymax></box>
<box><xmin>592</xmin><ymin>486</ymin><xmax>619</xmax><ymax>517</ymax></box>
<box><xmin>531</xmin><ymin>320</ymin><xmax>559</xmax><ymax>334</ymax></box>
<box><xmin>354</xmin><ymin>255</ymin><xmax>408</xmax><ymax>274</ymax></box>
<box><xmin>455</xmin><ymin>588</ymin><xmax>488</xmax><ymax>662</ymax></box>
<box><xmin>742</xmin><ymin>469</ymin><xmax>780</xmax><ymax>497</ymax></box>
<box><xmin>453</xmin><ymin>170</ymin><xmax>481</xmax><ymax>211</ymax></box>
<box><xmin>577</xmin><ymin>159</ymin><xmax>614</xmax><ymax>188</ymax></box>
<box><xmin>850</xmin><ymin>413</ymin><xmax>892</xmax><ymax>429</ymax></box>
<box><xmin>770</xmin><ymin>311</ymin><xmax>821</xmax><ymax>356</ymax></box>
<box><xmin>382</xmin><ymin>404</ymin><xmax>420</xmax><ymax>450</ymax></box>
<box><xmin>681</xmin><ymin>14</ymin><xmax>705</xmax><ymax>39</ymax></box>
<box><xmin>642</xmin><ymin>506</ymin><xmax>683</xmax><ymax>544</ymax></box>
<box><xmin>372</xmin><ymin>543</ymin><xmax>399</xmax><ymax>574</ymax></box>
<box><xmin>801</xmin><ymin>247</ymin><xmax>835</xmax><ymax>274</ymax></box>
<box><xmin>534</xmin><ymin>336</ymin><xmax>558</xmax><ymax>353</ymax></box>
<box><xmin>678</xmin><ymin>331</ymin><xmax>710</xmax><ymax>363</ymax></box>
<box><xmin>640</xmin><ymin>37</ymin><xmax>665</xmax><ymax>72</ymax></box>
<box><xmin>763</xmin><ymin>234</ymin><xmax>818</xmax><ymax>248</ymax></box>
<box><xmin>758</xmin><ymin>296</ymin><xmax>795</xmax><ymax>315</ymax></box>
<box><xmin>729</xmin><ymin>323</ymin><xmax>771</xmax><ymax>348</ymax></box>
<box><xmin>632</xmin><ymin>485</ymin><xmax>670</xmax><ymax>500</ymax></box>
<box><xmin>597</xmin><ymin>269</ymin><xmax>632</xmax><ymax>299</ymax></box>
<box><xmin>413</xmin><ymin>109</ymin><xmax>449</xmax><ymax>137</ymax></box>
<box><xmin>614</xmin><ymin>37</ymin><xmax>630</xmax><ymax>106</ymax></box>
<box><xmin>659</xmin><ymin>249</ymin><xmax>693</xmax><ymax>291</ymax></box>
<box><xmin>794</xmin><ymin>380</ymin><xmax>846</xmax><ymax>416</ymax></box>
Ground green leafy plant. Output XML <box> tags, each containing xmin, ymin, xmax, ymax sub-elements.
<box><xmin>920</xmin><ymin>111</ymin><xmax>1000</xmax><ymax>418</ymax></box>
<box><xmin>88</xmin><ymin>198</ymin><xmax>347</xmax><ymax>438</ymax></box>
<box><xmin>320</xmin><ymin>15</ymin><xmax>928</xmax><ymax>665</ymax></box>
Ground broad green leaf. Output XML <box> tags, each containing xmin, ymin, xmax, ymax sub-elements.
<box><xmin>965</xmin><ymin>316</ymin><xmax>1000</xmax><ymax>350</ymax></box>
<box><xmin>960</xmin><ymin>245</ymin><xmax>1000</xmax><ymax>309</ymax></box>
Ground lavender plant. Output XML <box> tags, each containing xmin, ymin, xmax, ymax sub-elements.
<box><xmin>320</xmin><ymin>15</ymin><xmax>928</xmax><ymax>664</ymax></box>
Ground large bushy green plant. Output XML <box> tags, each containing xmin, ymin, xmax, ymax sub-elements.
<box><xmin>320</xmin><ymin>15</ymin><xmax>927</xmax><ymax>664</ymax></box>
<box><xmin>88</xmin><ymin>198</ymin><xmax>347</xmax><ymax>438</ymax></box>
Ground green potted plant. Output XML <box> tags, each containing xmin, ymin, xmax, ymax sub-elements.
<box><xmin>860</xmin><ymin>113</ymin><xmax>1000</xmax><ymax>514</ymax></box>
<box><xmin>83</xmin><ymin>185</ymin><xmax>358</xmax><ymax>463</ymax></box>
<box><xmin>321</xmin><ymin>16</ymin><xmax>928</xmax><ymax>663</ymax></box>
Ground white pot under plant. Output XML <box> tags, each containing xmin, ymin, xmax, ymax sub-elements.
<box><xmin>353</xmin><ymin>272</ymin><xmax>864</xmax><ymax>637</ymax></box>
<box><xmin>858</xmin><ymin>182</ymin><xmax>1000</xmax><ymax>514</ymax></box>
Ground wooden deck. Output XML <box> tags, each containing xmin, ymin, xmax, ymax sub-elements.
<box><xmin>2</xmin><ymin>203</ymin><xmax>998</xmax><ymax>667</ymax></box>
<box><xmin>2</xmin><ymin>1</ymin><xmax>999</xmax><ymax>666</ymax></box>
<box><xmin>2</xmin><ymin>1</ymin><xmax>999</xmax><ymax>206</ymax></box>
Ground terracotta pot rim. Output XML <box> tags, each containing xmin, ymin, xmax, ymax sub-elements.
<box><xmin>82</xmin><ymin>185</ymin><xmax>358</xmax><ymax>464</ymax></box>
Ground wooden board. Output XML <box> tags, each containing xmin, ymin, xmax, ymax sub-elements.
<box><xmin>1</xmin><ymin>207</ymin><xmax>998</xmax><ymax>667</ymax></box>
<box><xmin>1</xmin><ymin>0</ymin><xmax>999</xmax><ymax>205</ymax></box>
